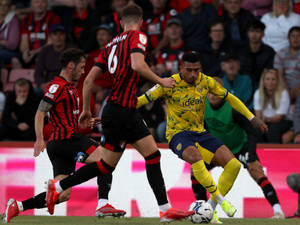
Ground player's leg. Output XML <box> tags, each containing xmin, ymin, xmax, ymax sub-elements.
<box><xmin>248</xmin><ymin>160</ymin><xmax>284</xmax><ymax>218</ymax></box>
<box><xmin>209</xmin><ymin>145</ymin><xmax>241</xmax><ymax>207</ymax></box>
<box><xmin>73</xmin><ymin>135</ymin><xmax>125</xmax><ymax>217</ymax></box>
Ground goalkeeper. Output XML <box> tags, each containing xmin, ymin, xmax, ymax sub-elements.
<box><xmin>137</xmin><ymin>52</ymin><xmax>267</xmax><ymax>221</ymax></box>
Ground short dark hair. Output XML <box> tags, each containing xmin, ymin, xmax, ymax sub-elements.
<box><xmin>121</xmin><ymin>3</ymin><xmax>143</xmax><ymax>23</ymax></box>
<box><xmin>182</xmin><ymin>52</ymin><xmax>201</xmax><ymax>64</ymax></box>
<box><xmin>60</xmin><ymin>48</ymin><xmax>85</xmax><ymax>68</ymax></box>
<box><xmin>288</xmin><ymin>26</ymin><xmax>300</xmax><ymax>39</ymax></box>
<box><xmin>209</xmin><ymin>18</ymin><xmax>225</xmax><ymax>32</ymax></box>
<box><xmin>248</xmin><ymin>19</ymin><xmax>265</xmax><ymax>31</ymax></box>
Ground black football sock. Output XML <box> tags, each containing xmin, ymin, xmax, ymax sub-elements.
<box><xmin>60</xmin><ymin>160</ymin><xmax>114</xmax><ymax>190</ymax></box>
<box><xmin>22</xmin><ymin>192</ymin><xmax>47</xmax><ymax>210</ymax></box>
<box><xmin>97</xmin><ymin>173</ymin><xmax>112</xmax><ymax>200</ymax></box>
<box><xmin>191</xmin><ymin>175</ymin><xmax>208</xmax><ymax>201</ymax></box>
<box><xmin>257</xmin><ymin>177</ymin><xmax>279</xmax><ymax>206</ymax></box>
<box><xmin>145</xmin><ymin>150</ymin><xmax>168</xmax><ymax>205</ymax></box>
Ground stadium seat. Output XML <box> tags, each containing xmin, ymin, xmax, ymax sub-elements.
<box><xmin>9</xmin><ymin>69</ymin><xmax>35</xmax><ymax>83</ymax></box>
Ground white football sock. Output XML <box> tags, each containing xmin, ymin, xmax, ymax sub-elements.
<box><xmin>214</xmin><ymin>194</ymin><xmax>225</xmax><ymax>205</ymax></box>
<box><xmin>17</xmin><ymin>201</ymin><xmax>24</xmax><ymax>212</ymax></box>
<box><xmin>273</xmin><ymin>203</ymin><xmax>284</xmax><ymax>214</ymax></box>
<box><xmin>159</xmin><ymin>203</ymin><xmax>171</xmax><ymax>213</ymax></box>
<box><xmin>55</xmin><ymin>181</ymin><xmax>63</xmax><ymax>193</ymax></box>
<box><xmin>208</xmin><ymin>199</ymin><xmax>217</xmax><ymax>210</ymax></box>
<box><xmin>97</xmin><ymin>199</ymin><xmax>108</xmax><ymax>209</ymax></box>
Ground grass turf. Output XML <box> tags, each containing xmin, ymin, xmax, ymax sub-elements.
<box><xmin>1</xmin><ymin>216</ymin><xmax>300</xmax><ymax>225</ymax></box>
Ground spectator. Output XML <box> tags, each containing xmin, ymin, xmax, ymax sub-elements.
<box><xmin>52</xmin><ymin>0</ymin><xmax>99</xmax><ymax>52</ymax></box>
<box><xmin>142</xmin><ymin>0</ymin><xmax>177</xmax><ymax>54</ymax></box>
<box><xmin>34</xmin><ymin>24</ymin><xmax>70</xmax><ymax>95</ymax></box>
<box><xmin>199</xmin><ymin>18</ymin><xmax>234</xmax><ymax>77</ymax></box>
<box><xmin>155</xmin><ymin>18</ymin><xmax>185</xmax><ymax>77</ymax></box>
<box><xmin>238</xmin><ymin>19</ymin><xmax>275</xmax><ymax>89</ymax></box>
<box><xmin>242</xmin><ymin>0</ymin><xmax>272</xmax><ymax>18</ymax></box>
<box><xmin>221</xmin><ymin>53</ymin><xmax>253</xmax><ymax>108</ymax></box>
<box><xmin>0</xmin><ymin>78</ymin><xmax>39</xmax><ymax>140</ymax></box>
<box><xmin>287</xmin><ymin>173</ymin><xmax>300</xmax><ymax>217</ymax></box>
<box><xmin>219</xmin><ymin>0</ymin><xmax>255</xmax><ymax>45</ymax></box>
<box><xmin>254</xmin><ymin>68</ymin><xmax>292</xmax><ymax>143</ymax></box>
<box><xmin>177</xmin><ymin>0</ymin><xmax>217</xmax><ymax>51</ymax></box>
<box><xmin>16</xmin><ymin>0</ymin><xmax>60</xmax><ymax>68</ymax></box>
<box><xmin>261</xmin><ymin>0</ymin><xmax>300</xmax><ymax>52</ymax></box>
<box><xmin>0</xmin><ymin>81</ymin><xmax>5</xmax><ymax>122</ymax></box>
<box><xmin>0</xmin><ymin>0</ymin><xmax>20</xmax><ymax>68</ymax></box>
<box><xmin>104</xmin><ymin>0</ymin><xmax>129</xmax><ymax>36</ymax></box>
<box><xmin>272</xmin><ymin>26</ymin><xmax>300</xmax><ymax>143</ymax></box>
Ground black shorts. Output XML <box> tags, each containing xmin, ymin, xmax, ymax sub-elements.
<box><xmin>101</xmin><ymin>102</ymin><xmax>151</xmax><ymax>152</ymax></box>
<box><xmin>234</xmin><ymin>142</ymin><xmax>259</xmax><ymax>168</ymax></box>
<box><xmin>47</xmin><ymin>133</ymin><xmax>99</xmax><ymax>177</ymax></box>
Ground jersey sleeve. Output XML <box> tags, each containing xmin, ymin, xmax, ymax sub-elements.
<box><xmin>137</xmin><ymin>84</ymin><xmax>164</xmax><ymax>108</ymax></box>
<box><xmin>207</xmin><ymin>76</ymin><xmax>228</xmax><ymax>99</ymax></box>
<box><xmin>95</xmin><ymin>49</ymin><xmax>108</xmax><ymax>72</ymax></box>
<box><xmin>42</xmin><ymin>82</ymin><xmax>64</xmax><ymax>105</ymax></box>
<box><xmin>130</xmin><ymin>31</ymin><xmax>148</xmax><ymax>55</ymax></box>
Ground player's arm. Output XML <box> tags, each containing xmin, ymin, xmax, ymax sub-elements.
<box><xmin>226</xmin><ymin>93</ymin><xmax>267</xmax><ymax>133</ymax></box>
<box><xmin>131</xmin><ymin>52</ymin><xmax>175</xmax><ymax>88</ymax></box>
<box><xmin>137</xmin><ymin>84</ymin><xmax>164</xmax><ymax>108</ymax></box>
<box><xmin>34</xmin><ymin>100</ymin><xmax>52</xmax><ymax>157</ymax></box>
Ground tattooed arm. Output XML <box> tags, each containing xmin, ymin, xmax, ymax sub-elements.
<box><xmin>33</xmin><ymin>100</ymin><xmax>53</xmax><ymax>157</ymax></box>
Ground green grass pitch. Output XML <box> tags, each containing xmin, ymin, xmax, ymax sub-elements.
<box><xmin>1</xmin><ymin>216</ymin><xmax>299</xmax><ymax>225</ymax></box>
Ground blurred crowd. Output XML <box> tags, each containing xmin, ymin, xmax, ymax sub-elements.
<box><xmin>0</xmin><ymin>0</ymin><xmax>299</xmax><ymax>144</ymax></box>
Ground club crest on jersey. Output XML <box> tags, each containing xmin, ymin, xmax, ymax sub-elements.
<box><xmin>49</xmin><ymin>84</ymin><xmax>59</xmax><ymax>93</ymax></box>
<box><xmin>139</xmin><ymin>34</ymin><xmax>147</xmax><ymax>45</ymax></box>
<box><xmin>176</xmin><ymin>143</ymin><xmax>182</xmax><ymax>151</ymax></box>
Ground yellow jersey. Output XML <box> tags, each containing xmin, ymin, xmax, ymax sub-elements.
<box><xmin>137</xmin><ymin>73</ymin><xmax>229</xmax><ymax>142</ymax></box>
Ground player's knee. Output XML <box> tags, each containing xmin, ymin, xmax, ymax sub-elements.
<box><xmin>183</xmin><ymin>146</ymin><xmax>202</xmax><ymax>164</ymax></box>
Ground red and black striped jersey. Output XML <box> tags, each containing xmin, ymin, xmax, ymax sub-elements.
<box><xmin>43</xmin><ymin>76</ymin><xmax>80</xmax><ymax>141</ymax></box>
<box><xmin>95</xmin><ymin>30</ymin><xmax>148</xmax><ymax>108</ymax></box>
<box><xmin>21</xmin><ymin>11</ymin><xmax>60</xmax><ymax>50</ymax></box>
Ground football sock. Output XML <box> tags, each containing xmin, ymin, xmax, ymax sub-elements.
<box><xmin>273</xmin><ymin>203</ymin><xmax>284</xmax><ymax>214</ymax></box>
<box><xmin>191</xmin><ymin>174</ymin><xmax>207</xmax><ymax>201</ymax></box>
<box><xmin>97</xmin><ymin>174</ymin><xmax>112</xmax><ymax>199</ymax></box>
<box><xmin>208</xmin><ymin>198</ymin><xmax>217</xmax><ymax>210</ymax></box>
<box><xmin>97</xmin><ymin>199</ymin><xmax>108</xmax><ymax>209</ymax></box>
<box><xmin>22</xmin><ymin>192</ymin><xmax>46</xmax><ymax>210</ymax></box>
<box><xmin>257</xmin><ymin>177</ymin><xmax>279</xmax><ymax>206</ymax></box>
<box><xmin>192</xmin><ymin>160</ymin><xmax>220</xmax><ymax>199</ymax></box>
<box><xmin>60</xmin><ymin>160</ymin><xmax>114</xmax><ymax>191</ymax></box>
<box><xmin>159</xmin><ymin>203</ymin><xmax>171</xmax><ymax>213</ymax></box>
<box><xmin>211</xmin><ymin>158</ymin><xmax>241</xmax><ymax>203</ymax></box>
<box><xmin>144</xmin><ymin>150</ymin><xmax>169</xmax><ymax>206</ymax></box>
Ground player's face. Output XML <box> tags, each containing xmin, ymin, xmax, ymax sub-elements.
<box><xmin>97</xmin><ymin>29</ymin><xmax>112</xmax><ymax>48</ymax></box>
<box><xmin>248</xmin><ymin>28</ymin><xmax>264</xmax><ymax>43</ymax></box>
<box><xmin>289</xmin><ymin>30</ymin><xmax>300</xmax><ymax>49</ymax></box>
<box><xmin>181</xmin><ymin>61</ymin><xmax>202</xmax><ymax>84</ymax></box>
<box><xmin>209</xmin><ymin>23</ymin><xmax>225</xmax><ymax>43</ymax></box>
<box><xmin>72</xmin><ymin>57</ymin><xmax>86</xmax><ymax>82</ymax></box>
<box><xmin>207</xmin><ymin>92</ymin><xmax>222</xmax><ymax>106</ymax></box>
<box><xmin>224</xmin><ymin>0</ymin><xmax>241</xmax><ymax>15</ymax></box>
<box><xmin>263</xmin><ymin>71</ymin><xmax>278</xmax><ymax>92</ymax></box>
<box><xmin>15</xmin><ymin>84</ymin><xmax>30</xmax><ymax>99</ymax></box>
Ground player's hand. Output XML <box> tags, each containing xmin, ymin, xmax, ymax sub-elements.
<box><xmin>160</xmin><ymin>77</ymin><xmax>175</xmax><ymax>88</ymax></box>
<box><xmin>34</xmin><ymin>139</ymin><xmax>46</xmax><ymax>157</ymax></box>
<box><xmin>79</xmin><ymin>110</ymin><xmax>92</xmax><ymax>128</ymax></box>
<box><xmin>251</xmin><ymin>116</ymin><xmax>268</xmax><ymax>133</ymax></box>
<box><xmin>88</xmin><ymin>117</ymin><xmax>101</xmax><ymax>128</ymax></box>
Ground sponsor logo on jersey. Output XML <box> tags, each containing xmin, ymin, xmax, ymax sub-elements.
<box><xmin>182</xmin><ymin>98</ymin><xmax>203</xmax><ymax>107</ymax></box>
<box><xmin>45</xmin><ymin>92</ymin><xmax>54</xmax><ymax>99</ymax></box>
<box><xmin>137</xmin><ymin>43</ymin><xmax>146</xmax><ymax>51</ymax></box>
<box><xmin>73</xmin><ymin>110</ymin><xmax>79</xmax><ymax>115</ymax></box>
<box><xmin>49</xmin><ymin>84</ymin><xmax>59</xmax><ymax>93</ymax></box>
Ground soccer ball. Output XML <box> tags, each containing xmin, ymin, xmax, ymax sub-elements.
<box><xmin>188</xmin><ymin>200</ymin><xmax>213</xmax><ymax>224</ymax></box>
